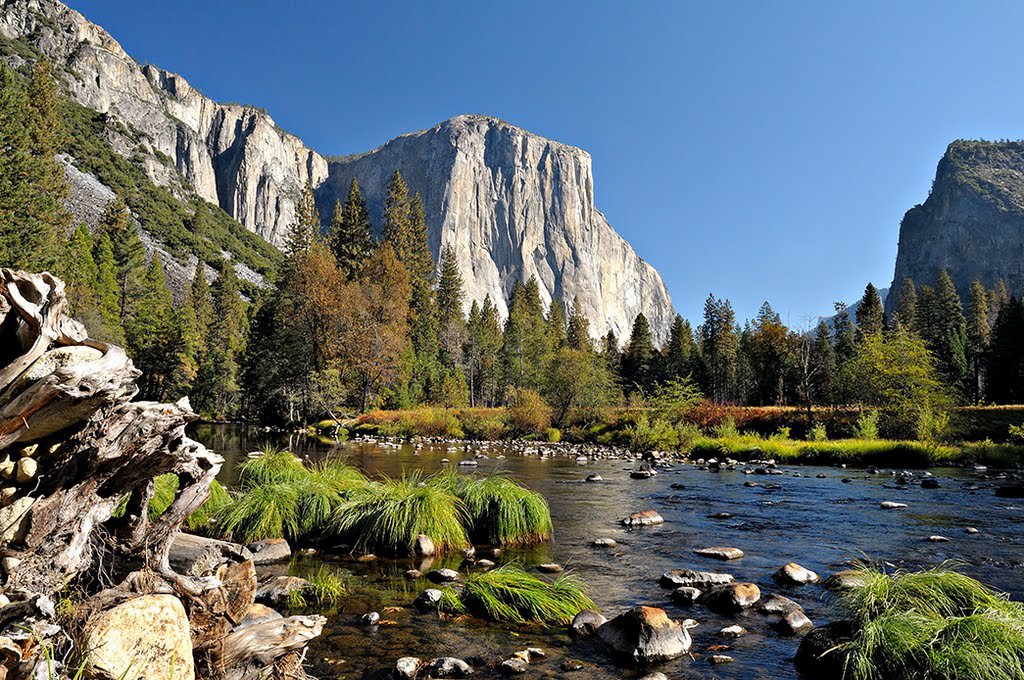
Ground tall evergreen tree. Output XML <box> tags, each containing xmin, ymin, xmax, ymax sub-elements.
<box><xmin>662</xmin><ymin>314</ymin><xmax>695</xmax><ymax>381</ymax></box>
<box><xmin>986</xmin><ymin>297</ymin><xmax>1024</xmax><ymax>404</ymax></box>
<box><xmin>476</xmin><ymin>295</ymin><xmax>503</xmax><ymax>405</ymax></box>
<box><xmin>811</xmin><ymin>319</ymin><xmax>836</xmax><ymax>404</ymax></box>
<box><xmin>64</xmin><ymin>224</ymin><xmax>98</xmax><ymax>307</ymax></box>
<box><xmin>698</xmin><ymin>294</ymin><xmax>739</xmax><ymax>401</ymax></box>
<box><xmin>25</xmin><ymin>58</ymin><xmax>70</xmax><ymax>269</ymax></box>
<box><xmin>193</xmin><ymin>265</ymin><xmax>246</xmax><ymax>418</ymax></box>
<box><xmin>966</xmin><ymin>279</ymin><xmax>991</xmax><ymax>403</ymax></box>
<box><xmin>436</xmin><ymin>245</ymin><xmax>466</xmax><ymax>369</ymax></box>
<box><xmin>286</xmin><ymin>181</ymin><xmax>320</xmax><ymax>255</ymax></box>
<box><xmin>932</xmin><ymin>270</ymin><xmax>968</xmax><ymax>388</ymax></box>
<box><xmin>125</xmin><ymin>256</ymin><xmax>179</xmax><ymax>400</ymax></box>
<box><xmin>856</xmin><ymin>283</ymin><xmax>884</xmax><ymax>340</ymax></box>
<box><xmin>566</xmin><ymin>297</ymin><xmax>592</xmax><ymax>351</ymax></box>
<box><xmin>832</xmin><ymin>301</ymin><xmax>856</xmax><ymax>364</ymax></box>
<box><xmin>330</xmin><ymin>177</ymin><xmax>374</xmax><ymax>279</ymax></box>
<box><xmin>98</xmin><ymin>195</ymin><xmax>144</xmax><ymax>320</ymax></box>
<box><xmin>746</xmin><ymin>301</ymin><xmax>792</xmax><ymax>405</ymax></box>
<box><xmin>91</xmin><ymin>232</ymin><xmax>124</xmax><ymax>344</ymax></box>
<box><xmin>601</xmin><ymin>330</ymin><xmax>622</xmax><ymax>377</ymax></box>
<box><xmin>892</xmin><ymin>277</ymin><xmax>918</xmax><ymax>331</ymax></box>
<box><xmin>622</xmin><ymin>313</ymin><xmax>656</xmax><ymax>393</ymax></box>
<box><xmin>546</xmin><ymin>298</ymin><xmax>568</xmax><ymax>350</ymax></box>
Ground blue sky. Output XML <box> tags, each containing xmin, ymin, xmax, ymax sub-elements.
<box><xmin>66</xmin><ymin>1</ymin><xmax>1024</xmax><ymax>325</ymax></box>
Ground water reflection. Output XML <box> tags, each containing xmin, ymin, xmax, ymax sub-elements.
<box><xmin>192</xmin><ymin>424</ymin><xmax>1024</xmax><ymax>679</ymax></box>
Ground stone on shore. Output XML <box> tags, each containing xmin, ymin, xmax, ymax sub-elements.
<box><xmin>83</xmin><ymin>594</ymin><xmax>195</xmax><ymax>680</ymax></box>
<box><xmin>245</xmin><ymin>537</ymin><xmax>291</xmax><ymax>565</ymax></box>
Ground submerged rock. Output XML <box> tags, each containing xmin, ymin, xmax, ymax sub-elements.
<box><xmin>720</xmin><ymin>624</ymin><xmax>746</xmax><ymax>638</ymax></box>
<box><xmin>759</xmin><ymin>593</ymin><xmax>803</xmax><ymax>615</ymax></box>
<box><xmin>597</xmin><ymin>606</ymin><xmax>692</xmax><ymax>663</ymax></box>
<box><xmin>425</xmin><ymin>657</ymin><xmax>474</xmax><ymax>677</ymax></box>
<box><xmin>414</xmin><ymin>589</ymin><xmax>444</xmax><ymax>611</ymax></box>
<box><xmin>255</xmin><ymin>576</ymin><xmax>310</xmax><ymax>607</ymax></box>
<box><xmin>569</xmin><ymin>610</ymin><xmax>607</xmax><ymax>638</ymax></box>
<box><xmin>694</xmin><ymin>546</ymin><xmax>745</xmax><ymax>560</ymax></box>
<box><xmin>426</xmin><ymin>568</ymin><xmax>460</xmax><ymax>584</ymax></box>
<box><xmin>824</xmin><ymin>570</ymin><xmax>869</xmax><ymax>591</ymax></box>
<box><xmin>394</xmin><ymin>656</ymin><xmax>422</xmax><ymax>679</ymax></box>
<box><xmin>670</xmin><ymin>586</ymin><xmax>702</xmax><ymax>605</ymax></box>
<box><xmin>621</xmin><ymin>510</ymin><xmax>664</xmax><ymax>526</ymax></box>
<box><xmin>795</xmin><ymin>620</ymin><xmax>853</xmax><ymax>676</ymax></box>
<box><xmin>660</xmin><ymin>569</ymin><xmax>734</xmax><ymax>589</ymax></box>
<box><xmin>880</xmin><ymin>501</ymin><xmax>908</xmax><ymax>509</ymax></box>
<box><xmin>776</xmin><ymin>608</ymin><xmax>814</xmax><ymax>635</ymax></box>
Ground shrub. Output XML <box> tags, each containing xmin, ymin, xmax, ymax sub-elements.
<box><xmin>508</xmin><ymin>389</ymin><xmax>553</xmax><ymax>435</ymax></box>
<box><xmin>808</xmin><ymin>422</ymin><xmax>828</xmax><ymax>441</ymax></box>
<box><xmin>545</xmin><ymin>427</ymin><xmax>561</xmax><ymax>443</ymax></box>
<box><xmin>854</xmin><ymin>411</ymin><xmax>880</xmax><ymax>440</ymax></box>
<box><xmin>460</xmin><ymin>411</ymin><xmax>508</xmax><ymax>440</ymax></box>
<box><xmin>837</xmin><ymin>564</ymin><xmax>1024</xmax><ymax>680</ymax></box>
<box><xmin>440</xmin><ymin>563</ymin><xmax>595</xmax><ymax>625</ymax></box>
<box><xmin>713</xmin><ymin>417</ymin><xmax>739</xmax><ymax>439</ymax></box>
<box><xmin>456</xmin><ymin>475</ymin><xmax>553</xmax><ymax>545</ymax></box>
<box><xmin>334</xmin><ymin>473</ymin><xmax>469</xmax><ymax>555</ymax></box>
<box><xmin>621</xmin><ymin>414</ymin><xmax>680</xmax><ymax>452</ymax></box>
<box><xmin>917</xmin><ymin>408</ymin><xmax>953</xmax><ymax>444</ymax></box>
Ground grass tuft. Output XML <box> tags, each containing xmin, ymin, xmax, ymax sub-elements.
<box><xmin>440</xmin><ymin>563</ymin><xmax>595</xmax><ymax>625</ymax></box>
<box><xmin>838</xmin><ymin>564</ymin><xmax>1024</xmax><ymax>680</ymax></box>
<box><xmin>333</xmin><ymin>472</ymin><xmax>469</xmax><ymax>555</ymax></box>
<box><xmin>455</xmin><ymin>475</ymin><xmax>553</xmax><ymax>545</ymax></box>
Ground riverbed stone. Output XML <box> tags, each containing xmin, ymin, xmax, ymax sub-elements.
<box><xmin>638</xmin><ymin>674</ymin><xmax>668</xmax><ymax>680</ymax></box>
<box><xmin>537</xmin><ymin>563</ymin><xmax>563</xmax><ymax>573</ymax></box>
<box><xmin>415</xmin><ymin>534</ymin><xmax>437</xmax><ymax>557</ymax></box>
<box><xmin>569</xmin><ymin>610</ymin><xmax>607</xmax><ymax>638</ymax></box>
<box><xmin>83</xmin><ymin>594</ymin><xmax>194</xmax><ymax>680</ymax></box>
<box><xmin>721</xmin><ymin>624</ymin><xmax>746</xmax><ymax>638</ymax></box>
<box><xmin>597</xmin><ymin>606</ymin><xmax>692</xmax><ymax>663</ymax></box>
<box><xmin>414</xmin><ymin>588</ymin><xmax>444</xmax><ymax>611</ymax></box>
<box><xmin>795</xmin><ymin>620</ymin><xmax>853</xmax><ymax>677</ymax></box>
<box><xmin>880</xmin><ymin>501</ymin><xmax>908</xmax><ymax>509</ymax></box>
<box><xmin>776</xmin><ymin>608</ymin><xmax>814</xmax><ymax>635</ymax></box>
<box><xmin>426</xmin><ymin>568</ymin><xmax>460</xmax><ymax>583</ymax></box>
<box><xmin>621</xmin><ymin>510</ymin><xmax>664</xmax><ymax>526</ymax></box>
<box><xmin>592</xmin><ymin>538</ymin><xmax>617</xmax><ymax>547</ymax></box>
<box><xmin>394</xmin><ymin>656</ymin><xmax>421</xmax><ymax>679</ymax></box>
<box><xmin>586</xmin><ymin>474</ymin><xmax>603</xmax><ymax>482</ymax></box>
<box><xmin>922</xmin><ymin>478</ymin><xmax>941</xmax><ymax>489</ymax></box>
<box><xmin>425</xmin><ymin>657</ymin><xmax>474</xmax><ymax>677</ymax></box>
<box><xmin>660</xmin><ymin>569</ymin><xmax>734</xmax><ymax>589</ymax></box>
<box><xmin>824</xmin><ymin>570</ymin><xmax>868</xmax><ymax>591</ymax></box>
<box><xmin>701</xmin><ymin>583</ymin><xmax>761</xmax><ymax>613</ymax></box>
<box><xmin>631</xmin><ymin>470</ymin><xmax>654</xmax><ymax>479</ymax></box>
<box><xmin>694</xmin><ymin>546</ymin><xmax>744</xmax><ymax>560</ymax></box>
<box><xmin>245</xmin><ymin>537</ymin><xmax>291</xmax><ymax>565</ymax></box>
<box><xmin>499</xmin><ymin>657</ymin><xmax>528</xmax><ymax>674</ymax></box>
<box><xmin>759</xmin><ymin>593</ymin><xmax>803</xmax><ymax>615</ymax></box>
<box><xmin>928</xmin><ymin>535</ymin><xmax>950</xmax><ymax>542</ymax></box>
<box><xmin>255</xmin><ymin>576</ymin><xmax>309</xmax><ymax>607</ymax></box>
<box><xmin>773</xmin><ymin>562</ymin><xmax>820</xmax><ymax>585</ymax></box>
<box><xmin>670</xmin><ymin>586</ymin><xmax>702</xmax><ymax>605</ymax></box>
<box><xmin>709</xmin><ymin>654</ymin><xmax>736</xmax><ymax>664</ymax></box>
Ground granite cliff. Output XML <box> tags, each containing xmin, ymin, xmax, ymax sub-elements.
<box><xmin>1</xmin><ymin>0</ymin><xmax>675</xmax><ymax>338</ymax></box>
<box><xmin>888</xmin><ymin>140</ymin><xmax>1024</xmax><ymax>307</ymax></box>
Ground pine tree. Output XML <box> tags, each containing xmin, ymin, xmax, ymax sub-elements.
<box><xmin>601</xmin><ymin>330</ymin><xmax>621</xmax><ymax>375</ymax></box>
<box><xmin>436</xmin><ymin>245</ymin><xmax>466</xmax><ymax>369</ymax></box>
<box><xmin>91</xmin><ymin>231</ymin><xmax>125</xmax><ymax>344</ymax></box>
<box><xmin>125</xmin><ymin>256</ymin><xmax>179</xmax><ymax>399</ymax></box>
<box><xmin>64</xmin><ymin>224</ymin><xmax>98</xmax><ymax>306</ymax></box>
<box><xmin>193</xmin><ymin>264</ymin><xmax>246</xmax><ymax>418</ymax></box>
<box><xmin>330</xmin><ymin>177</ymin><xmax>374</xmax><ymax>279</ymax></box>
<box><xmin>622</xmin><ymin>313</ymin><xmax>656</xmax><ymax>394</ymax></box>
<box><xmin>989</xmin><ymin>280</ymin><xmax>1011</xmax><ymax>327</ymax></box>
<box><xmin>546</xmin><ymin>298</ymin><xmax>568</xmax><ymax>350</ymax></box>
<box><xmin>99</xmin><ymin>195</ymin><xmax>144</xmax><ymax>319</ymax></box>
<box><xmin>172</xmin><ymin>266</ymin><xmax>214</xmax><ymax>396</ymax></box>
<box><xmin>856</xmin><ymin>283</ymin><xmax>884</xmax><ymax>340</ymax></box>
<box><xmin>832</xmin><ymin>301</ymin><xmax>856</xmax><ymax>364</ymax></box>
<box><xmin>662</xmin><ymin>314</ymin><xmax>695</xmax><ymax>381</ymax></box>
<box><xmin>477</xmin><ymin>295</ymin><xmax>503</xmax><ymax>405</ymax></box>
<box><xmin>932</xmin><ymin>270</ymin><xmax>968</xmax><ymax>388</ymax></box>
<box><xmin>286</xmin><ymin>182</ymin><xmax>320</xmax><ymax>256</ymax></box>
<box><xmin>811</xmin><ymin>319</ymin><xmax>836</xmax><ymax>404</ymax></box>
<box><xmin>698</xmin><ymin>294</ymin><xmax>739</xmax><ymax>401</ymax></box>
<box><xmin>566</xmin><ymin>297</ymin><xmax>592</xmax><ymax>351</ymax></box>
<box><xmin>986</xmin><ymin>297</ymin><xmax>1024</xmax><ymax>404</ymax></box>
<box><xmin>966</xmin><ymin>279</ymin><xmax>991</xmax><ymax>403</ymax></box>
<box><xmin>892</xmin><ymin>278</ymin><xmax>918</xmax><ymax>331</ymax></box>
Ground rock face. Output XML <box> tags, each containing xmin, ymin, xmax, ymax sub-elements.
<box><xmin>0</xmin><ymin>0</ymin><xmax>328</xmax><ymax>247</ymax></box>
<box><xmin>83</xmin><ymin>594</ymin><xmax>195</xmax><ymax>680</ymax></box>
<box><xmin>5</xmin><ymin>1</ymin><xmax>677</xmax><ymax>340</ymax></box>
<box><xmin>322</xmin><ymin>115</ymin><xmax>675</xmax><ymax>340</ymax></box>
<box><xmin>888</xmin><ymin>140</ymin><xmax>1024</xmax><ymax>309</ymax></box>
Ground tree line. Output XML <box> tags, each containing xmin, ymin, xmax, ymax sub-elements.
<box><xmin>5</xmin><ymin>59</ymin><xmax>1024</xmax><ymax>435</ymax></box>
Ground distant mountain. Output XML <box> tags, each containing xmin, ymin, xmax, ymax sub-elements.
<box><xmin>887</xmin><ymin>140</ymin><xmax>1024</xmax><ymax>308</ymax></box>
<box><xmin>0</xmin><ymin>0</ymin><xmax>675</xmax><ymax>339</ymax></box>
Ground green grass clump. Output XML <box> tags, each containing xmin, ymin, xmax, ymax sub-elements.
<box><xmin>456</xmin><ymin>475</ymin><xmax>553</xmax><ymax>546</ymax></box>
<box><xmin>837</xmin><ymin>565</ymin><xmax>1024</xmax><ymax>680</ymax></box>
<box><xmin>299</xmin><ymin>565</ymin><xmax>347</xmax><ymax>605</ymax></box>
<box><xmin>688</xmin><ymin>434</ymin><xmax>958</xmax><ymax>468</ymax></box>
<box><xmin>219</xmin><ymin>448</ymin><xmax>367</xmax><ymax>543</ymax></box>
<box><xmin>334</xmin><ymin>472</ymin><xmax>469</xmax><ymax>555</ymax></box>
<box><xmin>441</xmin><ymin>564</ymin><xmax>595</xmax><ymax>625</ymax></box>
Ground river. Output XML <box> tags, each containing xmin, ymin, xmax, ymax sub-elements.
<box><xmin>191</xmin><ymin>424</ymin><xmax>1024</xmax><ymax>679</ymax></box>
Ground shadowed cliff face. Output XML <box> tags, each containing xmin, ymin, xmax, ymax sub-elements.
<box><xmin>2</xmin><ymin>0</ymin><xmax>676</xmax><ymax>340</ymax></box>
<box><xmin>322</xmin><ymin>115</ymin><xmax>675</xmax><ymax>341</ymax></box>
<box><xmin>888</xmin><ymin>141</ymin><xmax>1024</xmax><ymax>307</ymax></box>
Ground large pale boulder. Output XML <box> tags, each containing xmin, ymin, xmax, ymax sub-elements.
<box><xmin>83</xmin><ymin>594</ymin><xmax>194</xmax><ymax>680</ymax></box>
<box><xmin>597</xmin><ymin>606</ymin><xmax>692</xmax><ymax>663</ymax></box>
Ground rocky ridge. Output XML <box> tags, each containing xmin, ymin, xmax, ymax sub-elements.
<box><xmin>1</xmin><ymin>0</ymin><xmax>675</xmax><ymax>338</ymax></box>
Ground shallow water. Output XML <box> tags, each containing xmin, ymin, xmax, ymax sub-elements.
<box><xmin>191</xmin><ymin>424</ymin><xmax>1024</xmax><ymax>679</ymax></box>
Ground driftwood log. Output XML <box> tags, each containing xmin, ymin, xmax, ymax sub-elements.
<box><xmin>0</xmin><ymin>270</ymin><xmax>324</xmax><ymax>679</ymax></box>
